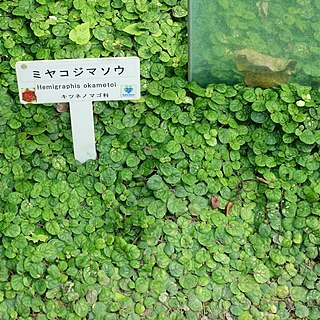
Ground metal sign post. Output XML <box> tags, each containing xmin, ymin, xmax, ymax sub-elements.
<box><xmin>15</xmin><ymin>57</ymin><xmax>140</xmax><ymax>163</ymax></box>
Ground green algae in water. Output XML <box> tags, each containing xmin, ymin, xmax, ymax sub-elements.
<box><xmin>189</xmin><ymin>0</ymin><xmax>320</xmax><ymax>87</ymax></box>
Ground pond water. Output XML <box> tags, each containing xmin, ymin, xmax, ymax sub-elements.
<box><xmin>189</xmin><ymin>0</ymin><xmax>320</xmax><ymax>87</ymax></box>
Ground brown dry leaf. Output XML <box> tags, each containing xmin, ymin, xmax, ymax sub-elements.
<box><xmin>210</xmin><ymin>195</ymin><xmax>220</xmax><ymax>209</ymax></box>
<box><xmin>225</xmin><ymin>202</ymin><xmax>233</xmax><ymax>216</ymax></box>
<box><xmin>56</xmin><ymin>103</ymin><xmax>69</xmax><ymax>113</ymax></box>
<box><xmin>256</xmin><ymin>176</ymin><xmax>271</xmax><ymax>184</ymax></box>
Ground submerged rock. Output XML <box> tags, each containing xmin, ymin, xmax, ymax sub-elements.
<box><xmin>234</xmin><ymin>49</ymin><xmax>296</xmax><ymax>88</ymax></box>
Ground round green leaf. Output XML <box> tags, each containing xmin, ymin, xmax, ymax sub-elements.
<box><xmin>253</xmin><ymin>264</ymin><xmax>271</xmax><ymax>284</ymax></box>
<box><xmin>237</xmin><ymin>275</ymin><xmax>259</xmax><ymax>293</ymax></box>
<box><xmin>73</xmin><ymin>298</ymin><xmax>89</xmax><ymax>318</ymax></box>
<box><xmin>69</xmin><ymin>23</ymin><xmax>91</xmax><ymax>45</ymax></box>
<box><xmin>166</xmin><ymin>140</ymin><xmax>181</xmax><ymax>154</ymax></box>
<box><xmin>4</xmin><ymin>224</ymin><xmax>21</xmax><ymax>238</ymax></box>
<box><xmin>179</xmin><ymin>273</ymin><xmax>197</xmax><ymax>289</ymax></box>
<box><xmin>188</xmin><ymin>292</ymin><xmax>202</xmax><ymax>312</ymax></box>
<box><xmin>147</xmin><ymin>175</ymin><xmax>166</xmax><ymax>191</ymax></box>
<box><xmin>150</xmin><ymin>128</ymin><xmax>167</xmax><ymax>143</ymax></box>
<box><xmin>45</xmin><ymin>221</ymin><xmax>61</xmax><ymax>235</ymax></box>
<box><xmin>294</xmin><ymin>302</ymin><xmax>309</xmax><ymax>318</ymax></box>
<box><xmin>299</xmin><ymin>129</ymin><xmax>316</xmax><ymax>144</ymax></box>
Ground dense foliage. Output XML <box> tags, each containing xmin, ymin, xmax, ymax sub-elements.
<box><xmin>1</xmin><ymin>0</ymin><xmax>320</xmax><ymax>319</ymax></box>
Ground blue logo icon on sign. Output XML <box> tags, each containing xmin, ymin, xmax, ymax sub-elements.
<box><xmin>124</xmin><ymin>86</ymin><xmax>133</xmax><ymax>94</ymax></box>
<box><xmin>121</xmin><ymin>85</ymin><xmax>135</xmax><ymax>98</ymax></box>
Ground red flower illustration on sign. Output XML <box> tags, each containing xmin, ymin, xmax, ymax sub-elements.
<box><xmin>22</xmin><ymin>88</ymin><xmax>37</xmax><ymax>103</ymax></box>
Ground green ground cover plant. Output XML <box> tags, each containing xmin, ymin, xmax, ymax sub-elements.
<box><xmin>0</xmin><ymin>0</ymin><xmax>320</xmax><ymax>319</ymax></box>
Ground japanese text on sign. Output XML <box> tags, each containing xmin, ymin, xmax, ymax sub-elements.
<box><xmin>32</xmin><ymin>65</ymin><xmax>125</xmax><ymax>79</ymax></box>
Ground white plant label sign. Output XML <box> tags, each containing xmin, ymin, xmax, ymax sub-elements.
<box><xmin>16</xmin><ymin>57</ymin><xmax>140</xmax><ymax>163</ymax></box>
